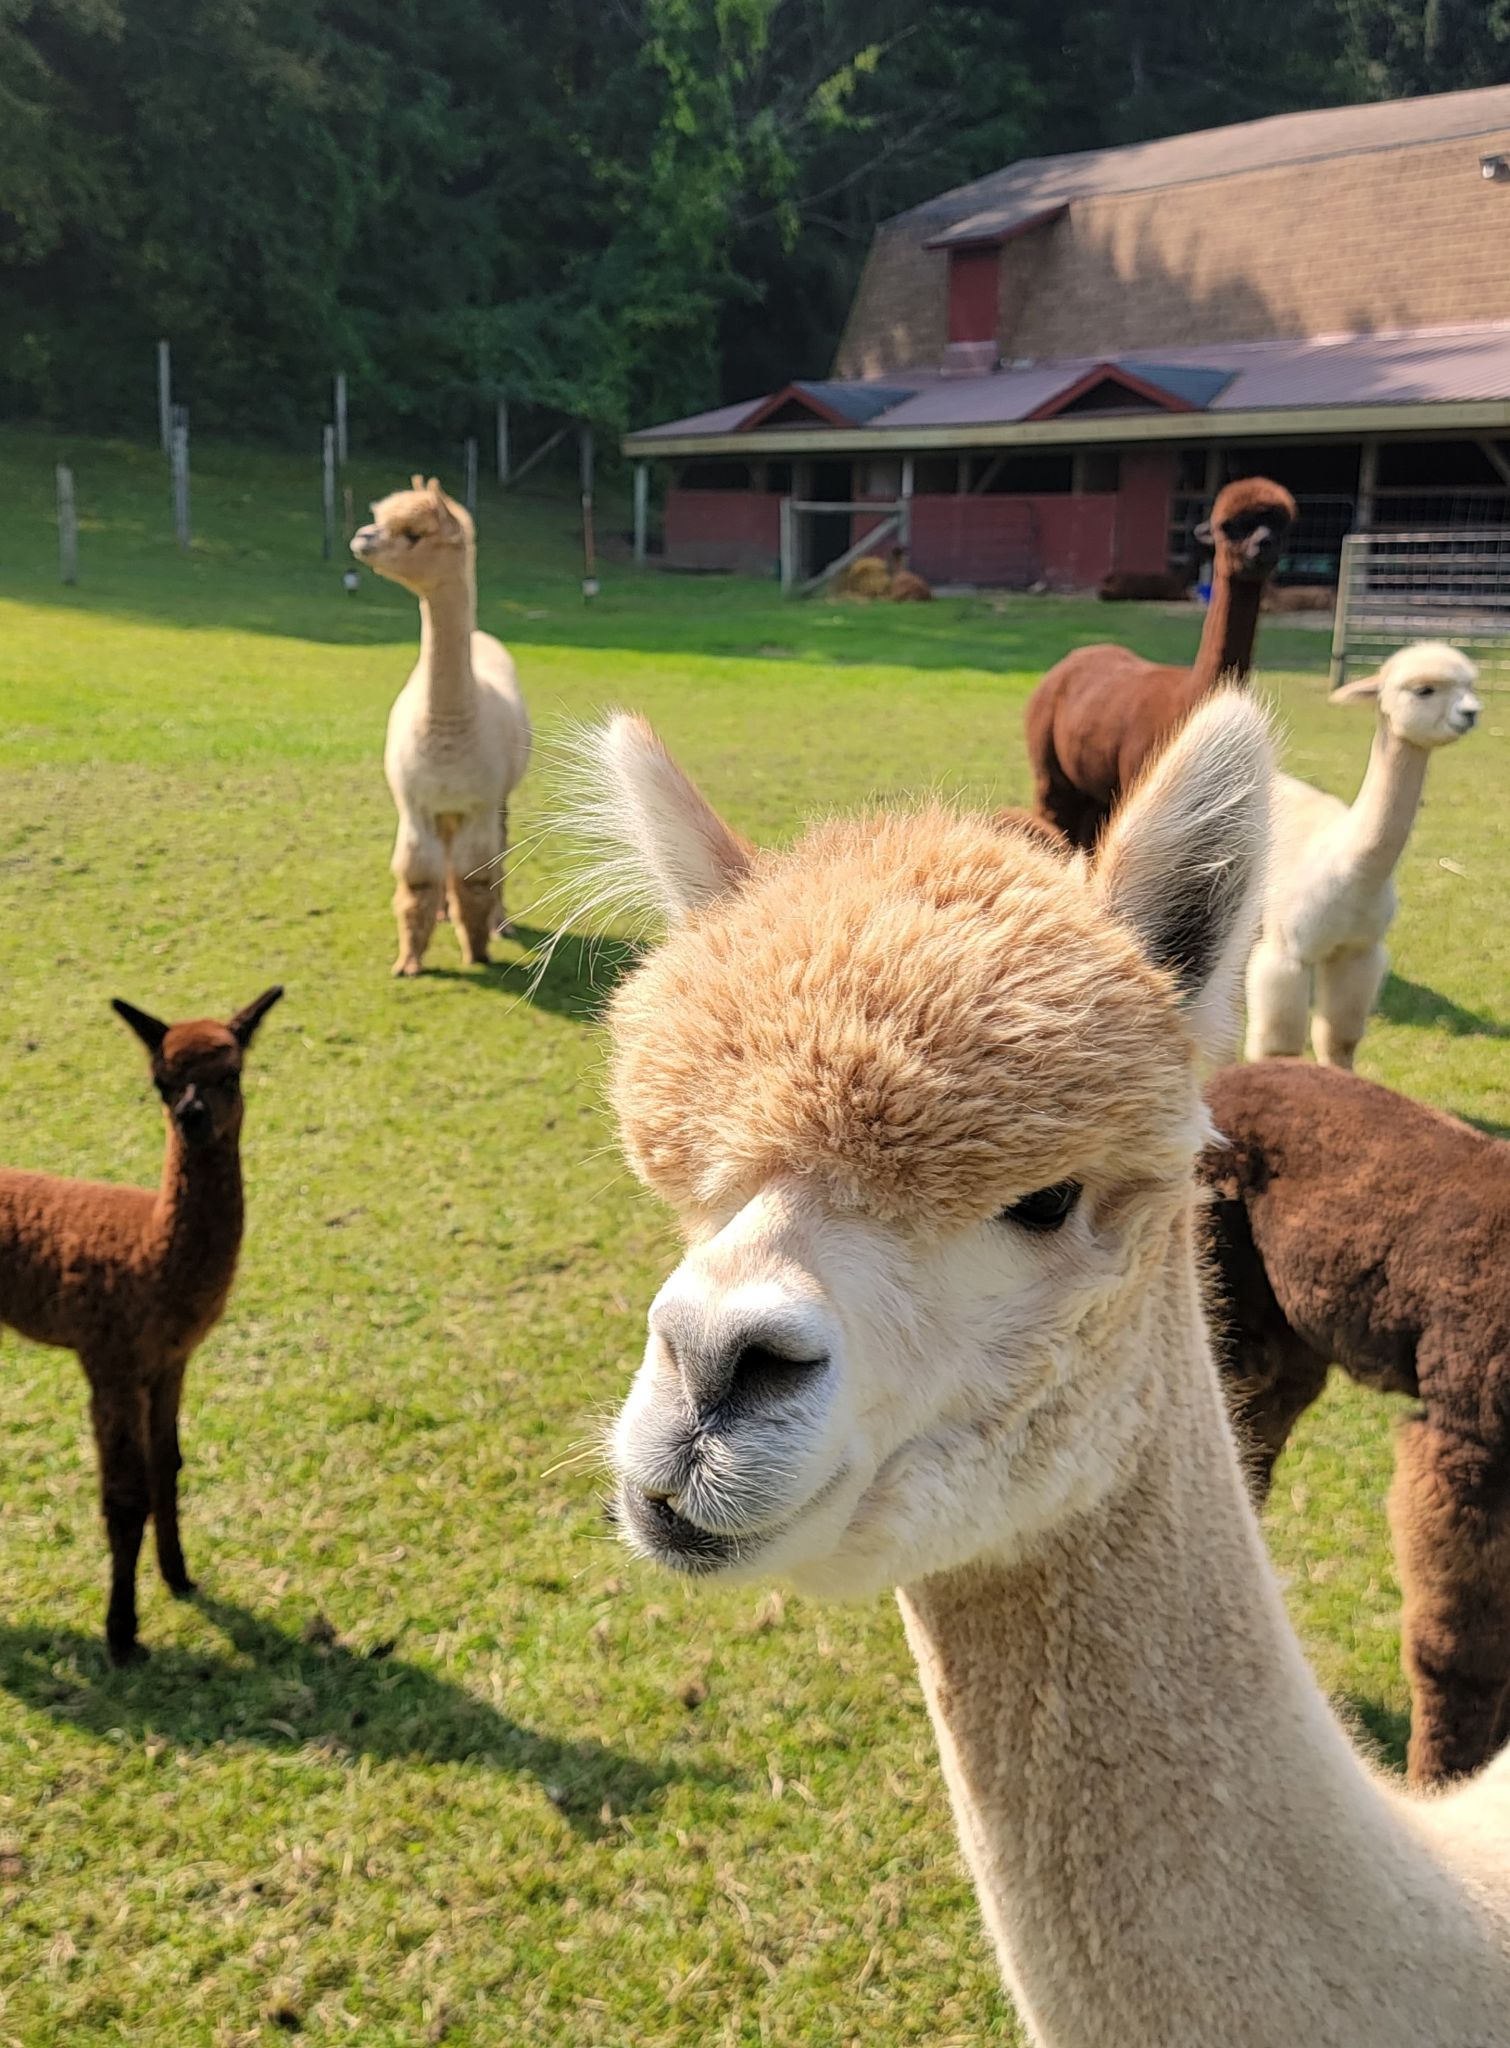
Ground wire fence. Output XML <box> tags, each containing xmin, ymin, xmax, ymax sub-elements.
<box><xmin>1329</xmin><ymin>528</ymin><xmax>1510</xmax><ymax>689</ymax></box>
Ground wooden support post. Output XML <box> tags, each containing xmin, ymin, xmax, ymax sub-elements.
<box><xmin>334</xmin><ymin>373</ymin><xmax>348</xmax><ymax>465</ymax></box>
<box><xmin>157</xmin><ymin>340</ymin><xmax>172</xmax><ymax>453</ymax></box>
<box><xmin>1203</xmin><ymin>446</ymin><xmax>1223</xmax><ymax>502</ymax></box>
<box><xmin>170</xmin><ymin>408</ymin><xmax>191</xmax><ymax>550</ymax></box>
<box><xmin>463</xmin><ymin>436</ymin><xmax>478</xmax><ymax>517</ymax></box>
<box><xmin>496</xmin><ymin>398</ymin><xmax>510</xmax><ymax>485</ymax></box>
<box><xmin>900</xmin><ymin>455</ymin><xmax>914</xmax><ymax>553</ymax></box>
<box><xmin>1356</xmin><ymin>439</ymin><xmax>1378</xmax><ymax>531</ymax></box>
<box><xmin>322</xmin><ymin>425</ymin><xmax>337</xmax><ymax>560</ymax></box>
<box><xmin>780</xmin><ymin>495</ymin><xmax>796</xmax><ymax>594</ymax></box>
<box><xmin>1477</xmin><ymin>437</ymin><xmax>1510</xmax><ymax>489</ymax></box>
<box><xmin>56</xmin><ymin>463</ymin><xmax>78</xmax><ymax>584</ymax></box>
<box><xmin>342</xmin><ymin>484</ymin><xmax>354</xmax><ymax>543</ymax></box>
<box><xmin>579</xmin><ymin>425</ymin><xmax>597</xmax><ymax>599</ymax></box>
<box><xmin>1328</xmin><ymin>533</ymin><xmax>1358</xmax><ymax>691</ymax></box>
<box><xmin>633</xmin><ymin>461</ymin><xmax>649</xmax><ymax>569</ymax></box>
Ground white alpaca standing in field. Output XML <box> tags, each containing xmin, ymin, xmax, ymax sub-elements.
<box><xmin>351</xmin><ymin>477</ymin><xmax>531</xmax><ymax>975</ymax></box>
<box><xmin>1245</xmin><ymin>640</ymin><xmax>1479</xmax><ymax>1066</ymax></box>
<box><xmin>573</xmin><ymin>695</ymin><xmax>1510</xmax><ymax>2048</ymax></box>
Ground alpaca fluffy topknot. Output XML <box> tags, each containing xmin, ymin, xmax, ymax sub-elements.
<box><xmin>605</xmin><ymin>802</ymin><xmax>1205</xmax><ymax>1227</ymax></box>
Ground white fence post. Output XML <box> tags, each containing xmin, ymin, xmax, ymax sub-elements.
<box><xmin>157</xmin><ymin>340</ymin><xmax>172</xmax><ymax>453</ymax></box>
<box><xmin>463</xmin><ymin>436</ymin><xmax>478</xmax><ymax>516</ymax></box>
<box><xmin>780</xmin><ymin>496</ymin><xmax>796</xmax><ymax>593</ymax></box>
<box><xmin>56</xmin><ymin>464</ymin><xmax>78</xmax><ymax>584</ymax></box>
<box><xmin>496</xmin><ymin>398</ymin><xmax>510</xmax><ymax>485</ymax></box>
<box><xmin>579</xmin><ymin>425</ymin><xmax>597</xmax><ymax>599</ymax></box>
<box><xmin>322</xmin><ymin>425</ymin><xmax>337</xmax><ymax>559</ymax></box>
<box><xmin>633</xmin><ymin>461</ymin><xmax>649</xmax><ymax>568</ymax></box>
<box><xmin>170</xmin><ymin>408</ymin><xmax>191</xmax><ymax>550</ymax></box>
<box><xmin>334</xmin><ymin>373</ymin><xmax>348</xmax><ymax>466</ymax></box>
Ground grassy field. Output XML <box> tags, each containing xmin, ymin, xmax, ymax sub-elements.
<box><xmin>1</xmin><ymin>425</ymin><xmax>1507</xmax><ymax>2047</ymax></box>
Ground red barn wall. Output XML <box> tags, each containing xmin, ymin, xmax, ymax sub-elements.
<box><xmin>1111</xmin><ymin>450</ymin><xmax>1177</xmax><ymax>574</ymax></box>
<box><xmin>664</xmin><ymin>489</ymin><xmax>782</xmax><ymax>574</ymax></box>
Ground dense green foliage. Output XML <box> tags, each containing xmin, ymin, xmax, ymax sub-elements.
<box><xmin>1</xmin><ymin>427</ymin><xmax>1506</xmax><ymax>2041</ymax></box>
<box><xmin>3</xmin><ymin>4</ymin><xmax>1510</xmax><ymax>446</ymax></box>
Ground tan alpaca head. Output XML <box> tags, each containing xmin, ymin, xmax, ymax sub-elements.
<box><xmin>1331</xmin><ymin>640</ymin><xmax>1481</xmax><ymax>749</ymax></box>
<box><xmin>580</xmin><ymin>696</ymin><xmax>1272</xmax><ymax>1598</ymax></box>
<box><xmin>350</xmin><ymin>475</ymin><xmax>474</xmax><ymax>594</ymax></box>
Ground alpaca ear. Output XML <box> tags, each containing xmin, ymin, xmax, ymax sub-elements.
<box><xmin>1193</xmin><ymin>518</ymin><xmax>1214</xmax><ymax>546</ymax></box>
<box><xmin>228</xmin><ymin>985</ymin><xmax>284</xmax><ymax>1046</ymax></box>
<box><xmin>576</xmin><ymin>714</ymin><xmax>755</xmax><ymax>922</ymax></box>
<box><xmin>1092</xmin><ymin>690</ymin><xmax>1272</xmax><ymax>1060</ymax></box>
<box><xmin>410</xmin><ymin>473</ymin><xmax>425</xmax><ymax>490</ymax></box>
<box><xmin>112</xmin><ymin>998</ymin><xmax>169</xmax><ymax>1053</ymax></box>
<box><xmin>1331</xmin><ymin>671</ymin><xmax>1381</xmax><ymax>703</ymax></box>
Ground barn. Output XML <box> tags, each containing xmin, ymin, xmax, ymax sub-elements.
<box><xmin>624</xmin><ymin>85</ymin><xmax>1510</xmax><ymax>592</ymax></box>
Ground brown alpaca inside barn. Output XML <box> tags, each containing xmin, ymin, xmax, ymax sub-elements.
<box><xmin>1199</xmin><ymin>1059</ymin><xmax>1510</xmax><ymax>1786</ymax></box>
<box><xmin>0</xmin><ymin>988</ymin><xmax>282</xmax><ymax>1663</ymax></box>
<box><xmin>1025</xmin><ymin>475</ymin><xmax>1296</xmax><ymax>848</ymax></box>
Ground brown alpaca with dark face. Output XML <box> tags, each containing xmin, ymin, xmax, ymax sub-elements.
<box><xmin>1025</xmin><ymin>476</ymin><xmax>1297</xmax><ymax>848</ymax></box>
<box><xmin>0</xmin><ymin>987</ymin><xmax>282</xmax><ymax>1663</ymax></box>
<box><xmin>1199</xmin><ymin>1059</ymin><xmax>1510</xmax><ymax>1786</ymax></box>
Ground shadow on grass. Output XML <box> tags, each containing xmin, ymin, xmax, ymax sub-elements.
<box><xmin>0</xmin><ymin>1596</ymin><xmax>696</xmax><ymax>1835</ymax></box>
<box><xmin>1465</xmin><ymin>1116</ymin><xmax>1510</xmax><ymax>1142</ymax></box>
<box><xmin>1378</xmin><ymin>973</ymin><xmax>1509</xmax><ymax>1040</ymax></box>
<box><xmin>1342</xmin><ymin>1693</ymin><xmax>1411</xmax><ymax>1775</ymax></box>
<box><xmin>422</xmin><ymin>925</ymin><xmax>636</xmax><ymax>1022</ymax></box>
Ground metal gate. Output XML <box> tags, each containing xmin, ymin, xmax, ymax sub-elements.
<box><xmin>1328</xmin><ymin>528</ymin><xmax>1510</xmax><ymax>689</ymax></box>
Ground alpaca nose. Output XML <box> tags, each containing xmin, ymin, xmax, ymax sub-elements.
<box><xmin>649</xmin><ymin>1293</ymin><xmax>833</xmax><ymax>1418</ymax></box>
<box><xmin>350</xmin><ymin>527</ymin><xmax>378</xmax><ymax>556</ymax></box>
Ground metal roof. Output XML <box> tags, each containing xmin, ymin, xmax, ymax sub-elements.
<box><xmin>911</xmin><ymin>85</ymin><xmax>1510</xmax><ymax>250</ymax></box>
<box><xmin>626</xmin><ymin>323</ymin><xmax>1510</xmax><ymax>450</ymax></box>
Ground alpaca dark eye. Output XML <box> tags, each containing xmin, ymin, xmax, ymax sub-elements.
<box><xmin>1412</xmin><ymin>684</ymin><xmax>1436</xmax><ymax>697</ymax></box>
<box><xmin>999</xmin><ymin>1181</ymin><xmax>1082</xmax><ymax>1233</ymax></box>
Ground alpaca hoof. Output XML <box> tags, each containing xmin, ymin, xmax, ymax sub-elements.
<box><xmin>392</xmin><ymin>957</ymin><xmax>423</xmax><ymax>978</ymax></box>
<box><xmin>492</xmin><ymin>916</ymin><xmax>517</xmax><ymax>940</ymax></box>
<box><xmin>168</xmin><ymin>1576</ymin><xmax>198</xmax><ymax>1601</ymax></box>
<box><xmin>108</xmin><ymin>1636</ymin><xmax>149</xmax><ymax>1668</ymax></box>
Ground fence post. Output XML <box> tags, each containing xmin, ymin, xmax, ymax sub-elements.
<box><xmin>1356</xmin><ymin>439</ymin><xmax>1378</xmax><ymax>532</ymax></box>
<box><xmin>170</xmin><ymin>408</ymin><xmax>191</xmax><ymax>550</ymax></box>
<box><xmin>579</xmin><ymin>425</ymin><xmax>597</xmax><ymax>599</ymax></box>
<box><xmin>496</xmin><ymin>398</ymin><xmax>510</xmax><ymax>485</ymax></box>
<box><xmin>322</xmin><ymin>425</ymin><xmax>337</xmax><ymax>560</ymax></box>
<box><xmin>1328</xmin><ymin>533</ymin><xmax>1358</xmax><ymax>691</ymax></box>
<box><xmin>157</xmin><ymin>340</ymin><xmax>172</xmax><ymax>453</ymax></box>
<box><xmin>779</xmin><ymin>496</ymin><xmax>796</xmax><ymax>594</ymax></box>
<box><xmin>334</xmin><ymin>373</ymin><xmax>348</xmax><ymax>466</ymax></box>
<box><xmin>56</xmin><ymin>463</ymin><xmax>78</xmax><ymax>584</ymax></box>
<box><xmin>633</xmin><ymin>461</ymin><xmax>649</xmax><ymax>569</ymax></box>
<box><xmin>900</xmin><ymin>455</ymin><xmax>914</xmax><ymax>554</ymax></box>
<box><xmin>462</xmin><ymin>436</ymin><xmax>478</xmax><ymax>518</ymax></box>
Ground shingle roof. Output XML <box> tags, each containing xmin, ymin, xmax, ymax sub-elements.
<box><xmin>625</xmin><ymin>322</ymin><xmax>1510</xmax><ymax>443</ymax></box>
<box><xmin>914</xmin><ymin>85</ymin><xmax>1510</xmax><ymax>249</ymax></box>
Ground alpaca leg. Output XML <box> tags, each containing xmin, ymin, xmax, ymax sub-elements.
<box><xmin>492</xmin><ymin>801</ymin><xmax>516</xmax><ymax>938</ymax></box>
<box><xmin>1243</xmin><ymin>938</ymin><xmax>1310</xmax><ymax>1060</ymax></box>
<box><xmin>1391</xmin><ymin>1417</ymin><xmax>1510</xmax><ymax>1785</ymax></box>
<box><xmin>148</xmin><ymin>1370</ymin><xmax>194</xmax><ymax>1597</ymax></box>
<box><xmin>1228</xmin><ymin>1343</ymin><xmax>1330</xmax><ymax>1504</ymax></box>
<box><xmin>446</xmin><ymin>812</ymin><xmax>502</xmax><ymax>967</ymax></box>
<box><xmin>91</xmin><ymin>1383</ymin><xmax>152</xmax><ymax>1665</ymax></box>
<box><xmin>391</xmin><ymin>815</ymin><xmax>445</xmax><ymax>977</ymax></box>
<box><xmin>1311</xmin><ymin>945</ymin><xmax>1386</xmax><ymax>1070</ymax></box>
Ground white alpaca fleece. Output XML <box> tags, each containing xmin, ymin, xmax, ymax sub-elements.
<box><xmin>576</xmin><ymin>687</ymin><xmax>1510</xmax><ymax>2047</ymax></box>
<box><xmin>1246</xmin><ymin>640</ymin><xmax>1480</xmax><ymax>1068</ymax></box>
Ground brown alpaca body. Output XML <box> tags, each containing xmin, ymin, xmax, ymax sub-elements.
<box><xmin>890</xmin><ymin>568</ymin><xmax>932</xmax><ymax>602</ymax></box>
<box><xmin>1026</xmin><ymin>477</ymin><xmax>1296</xmax><ymax>848</ymax></box>
<box><xmin>0</xmin><ymin>990</ymin><xmax>281</xmax><ymax>1663</ymax></box>
<box><xmin>1098</xmin><ymin>570</ymin><xmax>1193</xmax><ymax>602</ymax></box>
<box><xmin>1199</xmin><ymin>1059</ymin><xmax>1510</xmax><ymax>1785</ymax></box>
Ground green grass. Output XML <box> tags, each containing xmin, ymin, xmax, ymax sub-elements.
<box><xmin>0</xmin><ymin>425</ymin><xmax>1506</xmax><ymax>2045</ymax></box>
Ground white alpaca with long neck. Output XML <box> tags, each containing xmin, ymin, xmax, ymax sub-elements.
<box><xmin>1245</xmin><ymin>640</ymin><xmax>1479</xmax><ymax>1066</ymax></box>
<box><xmin>351</xmin><ymin>477</ymin><xmax>531</xmax><ymax>975</ymax></box>
<box><xmin>573</xmin><ymin>697</ymin><xmax>1510</xmax><ymax>2048</ymax></box>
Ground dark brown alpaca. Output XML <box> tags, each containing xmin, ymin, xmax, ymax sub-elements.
<box><xmin>1024</xmin><ymin>476</ymin><xmax>1297</xmax><ymax>848</ymax></box>
<box><xmin>888</xmin><ymin>545</ymin><xmax>933</xmax><ymax>602</ymax></box>
<box><xmin>1198</xmin><ymin>1059</ymin><xmax>1510</xmax><ymax>1786</ymax></box>
<box><xmin>0</xmin><ymin>987</ymin><xmax>283</xmax><ymax>1663</ymax></box>
<box><xmin>1097</xmin><ymin>568</ymin><xmax>1194</xmax><ymax>602</ymax></box>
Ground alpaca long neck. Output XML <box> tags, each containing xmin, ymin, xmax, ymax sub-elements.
<box><xmin>1338</xmin><ymin>720</ymin><xmax>1430</xmax><ymax>888</ymax></box>
<box><xmin>418</xmin><ymin>569</ymin><xmax>478</xmax><ymax>722</ymax></box>
<box><xmin>154</xmin><ymin>1127</ymin><xmax>244</xmax><ymax>1318</ymax></box>
<box><xmin>1189</xmin><ymin>570</ymin><xmax>1263</xmax><ymax>692</ymax></box>
<box><xmin>897</xmin><ymin>1217</ymin><xmax>1490</xmax><ymax>2048</ymax></box>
